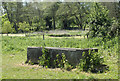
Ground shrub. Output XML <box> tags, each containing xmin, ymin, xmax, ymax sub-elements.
<box><xmin>77</xmin><ymin>50</ymin><xmax>105</xmax><ymax>73</ymax></box>
<box><xmin>87</xmin><ymin>3</ymin><xmax>113</xmax><ymax>38</ymax></box>
<box><xmin>2</xmin><ymin>20</ymin><xmax>13</xmax><ymax>34</ymax></box>
<box><xmin>39</xmin><ymin>47</ymin><xmax>50</xmax><ymax>67</ymax></box>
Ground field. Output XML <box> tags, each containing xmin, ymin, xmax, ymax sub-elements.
<box><xmin>1</xmin><ymin>30</ymin><xmax>118</xmax><ymax>79</ymax></box>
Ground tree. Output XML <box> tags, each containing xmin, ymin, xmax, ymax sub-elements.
<box><xmin>101</xmin><ymin>2</ymin><xmax>119</xmax><ymax>18</ymax></box>
<box><xmin>87</xmin><ymin>3</ymin><xmax>113</xmax><ymax>38</ymax></box>
<box><xmin>56</xmin><ymin>2</ymin><xmax>74</xmax><ymax>29</ymax></box>
<box><xmin>108</xmin><ymin>2</ymin><xmax>120</xmax><ymax>37</ymax></box>
<box><xmin>2</xmin><ymin>2</ymin><xmax>24</xmax><ymax>33</ymax></box>
<box><xmin>66</xmin><ymin>2</ymin><xmax>90</xmax><ymax>30</ymax></box>
<box><xmin>45</xmin><ymin>2</ymin><xmax>60</xmax><ymax>30</ymax></box>
<box><xmin>1</xmin><ymin>13</ymin><xmax>15</xmax><ymax>34</ymax></box>
<box><xmin>2</xmin><ymin>20</ymin><xmax>13</xmax><ymax>35</ymax></box>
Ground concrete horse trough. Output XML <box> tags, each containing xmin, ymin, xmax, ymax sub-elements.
<box><xmin>26</xmin><ymin>47</ymin><xmax>98</xmax><ymax>67</ymax></box>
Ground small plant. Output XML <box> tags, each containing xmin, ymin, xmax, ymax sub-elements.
<box><xmin>76</xmin><ymin>59</ymin><xmax>85</xmax><ymax>71</ymax></box>
<box><xmin>54</xmin><ymin>53</ymin><xmax>67</xmax><ymax>68</ymax></box>
<box><xmin>39</xmin><ymin>50</ymin><xmax>73</xmax><ymax>71</ymax></box>
<box><xmin>39</xmin><ymin>54</ymin><xmax>45</xmax><ymax>67</ymax></box>
<box><xmin>54</xmin><ymin>53</ymin><xmax>73</xmax><ymax>71</ymax></box>
<box><xmin>77</xmin><ymin>50</ymin><xmax>106</xmax><ymax>73</ymax></box>
<box><xmin>28</xmin><ymin>60</ymin><xmax>34</xmax><ymax>65</ymax></box>
<box><xmin>64</xmin><ymin>61</ymin><xmax>73</xmax><ymax>71</ymax></box>
<box><xmin>54</xmin><ymin>54</ymin><xmax>60</xmax><ymax>68</ymax></box>
<box><xmin>39</xmin><ymin>47</ymin><xmax>50</xmax><ymax>68</ymax></box>
<box><xmin>61</xmin><ymin>53</ymin><xmax>67</xmax><ymax>68</ymax></box>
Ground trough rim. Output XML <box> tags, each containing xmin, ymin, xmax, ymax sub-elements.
<box><xmin>27</xmin><ymin>46</ymin><xmax>98</xmax><ymax>51</ymax></box>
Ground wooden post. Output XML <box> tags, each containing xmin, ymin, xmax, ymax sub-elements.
<box><xmin>43</xmin><ymin>33</ymin><xmax>45</xmax><ymax>46</ymax></box>
<box><xmin>43</xmin><ymin>33</ymin><xmax>44</xmax><ymax>40</ymax></box>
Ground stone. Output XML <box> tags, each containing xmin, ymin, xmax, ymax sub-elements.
<box><xmin>26</xmin><ymin>47</ymin><xmax>98</xmax><ymax>67</ymax></box>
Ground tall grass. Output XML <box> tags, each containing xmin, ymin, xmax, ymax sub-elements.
<box><xmin>2</xmin><ymin>36</ymin><xmax>118</xmax><ymax>56</ymax></box>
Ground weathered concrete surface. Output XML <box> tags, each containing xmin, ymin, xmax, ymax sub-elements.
<box><xmin>26</xmin><ymin>47</ymin><xmax>98</xmax><ymax>67</ymax></box>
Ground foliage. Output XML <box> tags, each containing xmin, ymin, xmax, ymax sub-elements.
<box><xmin>87</xmin><ymin>3</ymin><xmax>113</xmax><ymax>38</ymax></box>
<box><xmin>54</xmin><ymin>53</ymin><xmax>72</xmax><ymax>70</ymax></box>
<box><xmin>2</xmin><ymin>20</ymin><xmax>13</xmax><ymax>34</ymax></box>
<box><xmin>18</xmin><ymin>22</ymin><xmax>30</xmax><ymax>33</ymax></box>
<box><xmin>38</xmin><ymin>48</ymin><xmax>51</xmax><ymax>67</ymax></box>
<box><xmin>1</xmin><ymin>13</ymin><xmax>15</xmax><ymax>34</ymax></box>
<box><xmin>77</xmin><ymin>50</ymin><xmax>105</xmax><ymax>73</ymax></box>
<box><xmin>108</xmin><ymin>18</ymin><xmax>119</xmax><ymax>37</ymax></box>
<box><xmin>38</xmin><ymin>48</ymin><xmax>71</xmax><ymax>70</ymax></box>
<box><xmin>2</xmin><ymin>2</ymin><xmax>119</xmax><ymax>37</ymax></box>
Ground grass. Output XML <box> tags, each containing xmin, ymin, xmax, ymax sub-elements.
<box><xmin>1</xmin><ymin>32</ymin><xmax>118</xmax><ymax>79</ymax></box>
<box><xmin>0</xmin><ymin>35</ymin><xmax>2</xmax><ymax>80</ymax></box>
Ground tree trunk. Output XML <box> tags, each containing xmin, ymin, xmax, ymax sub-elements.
<box><xmin>3</xmin><ymin>3</ymin><xmax>12</xmax><ymax>23</ymax></box>
<box><xmin>14</xmin><ymin>22</ymin><xmax>18</xmax><ymax>33</ymax></box>
<box><xmin>79</xmin><ymin>14</ymin><xmax>83</xmax><ymax>29</ymax></box>
<box><xmin>83</xmin><ymin>25</ymin><xmax>86</xmax><ymax>30</ymax></box>
<box><xmin>74</xmin><ymin>15</ymin><xmax>80</xmax><ymax>29</ymax></box>
<box><xmin>53</xmin><ymin>16</ymin><xmax>56</xmax><ymax>30</ymax></box>
<box><xmin>80</xmin><ymin>23</ymin><xmax>83</xmax><ymax>29</ymax></box>
<box><xmin>38</xmin><ymin>9</ymin><xmax>41</xmax><ymax>21</ymax></box>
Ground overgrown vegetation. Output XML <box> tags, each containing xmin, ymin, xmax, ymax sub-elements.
<box><xmin>1</xmin><ymin>1</ymin><xmax>119</xmax><ymax>79</ymax></box>
<box><xmin>77</xmin><ymin>51</ymin><xmax>106</xmax><ymax>73</ymax></box>
<box><xmin>37</xmin><ymin>47</ymin><xmax>108</xmax><ymax>73</ymax></box>
<box><xmin>87</xmin><ymin>3</ymin><xmax>118</xmax><ymax>38</ymax></box>
<box><xmin>2</xmin><ymin>35</ymin><xmax>118</xmax><ymax>79</ymax></box>
<box><xmin>39</xmin><ymin>50</ymin><xmax>73</xmax><ymax>71</ymax></box>
<box><xmin>38</xmin><ymin>47</ymin><xmax>71</xmax><ymax>70</ymax></box>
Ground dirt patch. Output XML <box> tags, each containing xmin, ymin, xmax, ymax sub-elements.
<box><xmin>16</xmin><ymin>63</ymin><xmax>92</xmax><ymax>75</ymax></box>
<box><xmin>16</xmin><ymin>62</ymin><xmax>41</xmax><ymax>68</ymax></box>
<box><xmin>46</xmin><ymin>36</ymin><xmax>86</xmax><ymax>39</ymax></box>
<box><xmin>1</xmin><ymin>34</ymin><xmax>25</xmax><ymax>37</ymax></box>
<box><xmin>16</xmin><ymin>63</ymin><xmax>64</xmax><ymax>71</ymax></box>
<box><xmin>16</xmin><ymin>63</ymin><xmax>75</xmax><ymax>72</ymax></box>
